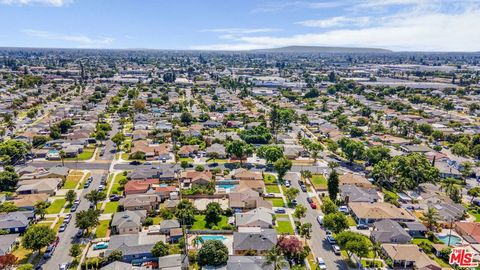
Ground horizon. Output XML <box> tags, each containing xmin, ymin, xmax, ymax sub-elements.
<box><xmin>1</xmin><ymin>0</ymin><xmax>480</xmax><ymax>52</ymax></box>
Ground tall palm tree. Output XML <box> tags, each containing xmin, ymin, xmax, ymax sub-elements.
<box><xmin>371</xmin><ymin>241</ymin><xmax>382</xmax><ymax>268</ymax></box>
<box><xmin>263</xmin><ymin>246</ymin><xmax>286</xmax><ymax>270</ymax></box>
<box><xmin>421</xmin><ymin>207</ymin><xmax>439</xmax><ymax>231</ymax></box>
<box><xmin>59</xmin><ymin>150</ymin><xmax>66</xmax><ymax>166</ymax></box>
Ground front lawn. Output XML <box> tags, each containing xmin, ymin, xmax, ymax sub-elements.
<box><xmin>468</xmin><ymin>210</ymin><xmax>480</xmax><ymax>222</ymax></box>
<box><xmin>311</xmin><ymin>174</ymin><xmax>327</xmax><ymax>189</ymax></box>
<box><xmin>275</xmin><ymin>220</ymin><xmax>294</xmax><ymax>234</ymax></box>
<box><xmin>95</xmin><ymin>220</ymin><xmax>110</xmax><ymax>238</ymax></box>
<box><xmin>265</xmin><ymin>185</ymin><xmax>280</xmax><ymax>193</ymax></box>
<box><xmin>266</xmin><ymin>198</ymin><xmax>284</xmax><ymax>207</ymax></box>
<box><xmin>46</xmin><ymin>199</ymin><xmax>66</xmax><ymax>214</ymax></box>
<box><xmin>179</xmin><ymin>157</ymin><xmax>194</xmax><ymax>163</ymax></box>
<box><xmin>103</xmin><ymin>202</ymin><xmax>119</xmax><ymax>214</ymax></box>
<box><xmin>65</xmin><ymin>147</ymin><xmax>95</xmax><ymax>161</ymax></box>
<box><xmin>263</xmin><ymin>174</ymin><xmax>277</xmax><ymax>184</ymax></box>
<box><xmin>53</xmin><ymin>217</ymin><xmax>65</xmax><ymax>232</ymax></box>
<box><xmin>110</xmin><ymin>173</ymin><xmax>126</xmax><ymax>195</ymax></box>
<box><xmin>63</xmin><ymin>174</ymin><xmax>83</xmax><ymax>189</ymax></box>
<box><xmin>191</xmin><ymin>214</ymin><xmax>228</xmax><ymax>230</ymax></box>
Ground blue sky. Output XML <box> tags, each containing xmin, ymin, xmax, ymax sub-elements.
<box><xmin>1</xmin><ymin>0</ymin><xmax>479</xmax><ymax>51</ymax></box>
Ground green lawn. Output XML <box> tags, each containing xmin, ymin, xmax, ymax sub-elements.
<box><xmin>53</xmin><ymin>217</ymin><xmax>65</xmax><ymax>232</ymax></box>
<box><xmin>46</xmin><ymin>199</ymin><xmax>66</xmax><ymax>214</ymax></box>
<box><xmin>103</xmin><ymin>202</ymin><xmax>119</xmax><ymax>214</ymax></box>
<box><xmin>275</xmin><ymin>220</ymin><xmax>294</xmax><ymax>234</ymax></box>
<box><xmin>63</xmin><ymin>174</ymin><xmax>84</xmax><ymax>189</ymax></box>
<box><xmin>263</xmin><ymin>174</ymin><xmax>277</xmax><ymax>184</ymax></box>
<box><xmin>191</xmin><ymin>215</ymin><xmax>228</xmax><ymax>230</ymax></box>
<box><xmin>95</xmin><ymin>220</ymin><xmax>110</xmax><ymax>238</ymax></box>
<box><xmin>266</xmin><ymin>198</ymin><xmax>284</xmax><ymax>207</ymax></box>
<box><xmin>311</xmin><ymin>174</ymin><xmax>327</xmax><ymax>189</ymax></box>
<box><xmin>206</xmin><ymin>158</ymin><xmax>229</xmax><ymax>164</ymax></box>
<box><xmin>275</xmin><ymin>214</ymin><xmax>289</xmax><ymax>219</ymax></box>
<box><xmin>265</xmin><ymin>185</ymin><xmax>281</xmax><ymax>193</ymax></box>
<box><xmin>468</xmin><ymin>210</ymin><xmax>480</xmax><ymax>222</ymax></box>
<box><xmin>110</xmin><ymin>173</ymin><xmax>126</xmax><ymax>195</ymax></box>
<box><xmin>179</xmin><ymin>157</ymin><xmax>194</xmax><ymax>163</ymax></box>
<box><xmin>152</xmin><ymin>216</ymin><xmax>163</xmax><ymax>225</ymax></box>
<box><xmin>65</xmin><ymin>147</ymin><xmax>95</xmax><ymax>161</ymax></box>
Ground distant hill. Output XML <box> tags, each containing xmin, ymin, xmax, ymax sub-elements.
<box><xmin>252</xmin><ymin>45</ymin><xmax>392</xmax><ymax>54</ymax></box>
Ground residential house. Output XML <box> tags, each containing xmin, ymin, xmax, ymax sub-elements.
<box><xmin>339</xmin><ymin>184</ymin><xmax>380</xmax><ymax>203</ymax></box>
<box><xmin>233</xmin><ymin>169</ymin><xmax>262</xmax><ymax>181</ymax></box>
<box><xmin>100</xmin><ymin>261</ymin><xmax>148</xmax><ymax>270</ymax></box>
<box><xmin>371</xmin><ymin>220</ymin><xmax>412</xmax><ymax>244</ymax></box>
<box><xmin>229</xmin><ymin>189</ymin><xmax>272</xmax><ymax>211</ymax></box>
<box><xmin>16</xmin><ymin>178</ymin><xmax>62</xmax><ymax>195</ymax></box>
<box><xmin>235</xmin><ymin>207</ymin><xmax>274</xmax><ymax>228</ymax></box>
<box><xmin>0</xmin><ymin>233</ymin><xmax>19</xmax><ymax>256</ymax></box>
<box><xmin>159</xmin><ymin>220</ymin><xmax>180</xmax><ymax>234</ymax></box>
<box><xmin>205</xmin><ymin>143</ymin><xmax>227</xmax><ymax>159</ymax></box>
<box><xmin>339</xmin><ymin>173</ymin><xmax>376</xmax><ymax>189</ymax></box>
<box><xmin>349</xmin><ymin>202</ymin><xmax>416</xmax><ymax>224</ymax></box>
<box><xmin>119</xmin><ymin>194</ymin><xmax>160</xmax><ymax>212</ymax></box>
<box><xmin>180</xmin><ymin>171</ymin><xmax>213</xmax><ymax>186</ymax></box>
<box><xmin>403</xmin><ymin>222</ymin><xmax>427</xmax><ymax>238</ymax></box>
<box><xmin>124</xmin><ymin>179</ymin><xmax>160</xmax><ymax>195</ymax></box>
<box><xmin>381</xmin><ymin>244</ymin><xmax>441</xmax><ymax>270</ymax></box>
<box><xmin>226</xmin><ymin>256</ymin><xmax>275</xmax><ymax>270</ymax></box>
<box><xmin>178</xmin><ymin>145</ymin><xmax>198</xmax><ymax>158</ymax></box>
<box><xmin>233</xmin><ymin>228</ymin><xmax>277</xmax><ymax>255</ymax></box>
<box><xmin>12</xmin><ymin>194</ymin><xmax>49</xmax><ymax>210</ymax></box>
<box><xmin>111</xmin><ymin>210</ymin><xmax>147</xmax><ymax>235</ymax></box>
<box><xmin>0</xmin><ymin>211</ymin><xmax>33</xmax><ymax>233</ymax></box>
<box><xmin>158</xmin><ymin>254</ymin><xmax>183</xmax><ymax>270</ymax></box>
<box><xmin>105</xmin><ymin>233</ymin><xmax>166</xmax><ymax>263</ymax></box>
<box><xmin>455</xmin><ymin>222</ymin><xmax>480</xmax><ymax>244</ymax></box>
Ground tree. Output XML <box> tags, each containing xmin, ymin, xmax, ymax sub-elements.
<box><xmin>0</xmin><ymin>166</ymin><xmax>19</xmax><ymax>191</ymax></box>
<box><xmin>66</xmin><ymin>190</ymin><xmax>77</xmax><ymax>205</ymax></box>
<box><xmin>205</xmin><ymin>202</ymin><xmax>222</xmax><ymax>226</ymax></box>
<box><xmin>111</xmin><ymin>132</ymin><xmax>126</xmax><ymax>151</ymax></box>
<box><xmin>0</xmin><ymin>140</ymin><xmax>29</xmax><ymax>165</ymax></box>
<box><xmin>59</xmin><ymin>150</ymin><xmax>66</xmax><ymax>166</ymax></box>
<box><xmin>197</xmin><ymin>240</ymin><xmax>229</xmax><ymax>267</ymax></box>
<box><xmin>263</xmin><ymin>246</ymin><xmax>286</xmax><ymax>270</ymax></box>
<box><xmin>320</xmin><ymin>197</ymin><xmax>337</xmax><ymax>215</ymax></box>
<box><xmin>440</xmin><ymin>178</ymin><xmax>461</xmax><ymax>199</ymax></box>
<box><xmin>371</xmin><ymin>241</ymin><xmax>382</xmax><ymax>267</ymax></box>
<box><xmin>21</xmin><ymin>226</ymin><xmax>56</xmax><ymax>253</ymax></box>
<box><xmin>32</xmin><ymin>136</ymin><xmax>48</xmax><ymax>148</ymax></box>
<box><xmin>175</xmin><ymin>200</ymin><xmax>196</xmax><ymax>225</ymax></box>
<box><xmin>180</xmin><ymin>112</ymin><xmax>194</xmax><ymax>125</ymax></box>
<box><xmin>85</xmin><ymin>190</ymin><xmax>106</xmax><ymax>209</ymax></box>
<box><xmin>284</xmin><ymin>187</ymin><xmax>299</xmax><ymax>202</ymax></box>
<box><xmin>327</xmin><ymin>170</ymin><xmax>339</xmax><ymax>201</ymax></box>
<box><xmin>107</xmin><ymin>249</ymin><xmax>123</xmax><ymax>262</ymax></box>
<box><xmin>34</xmin><ymin>201</ymin><xmax>51</xmax><ymax>219</ymax></box>
<box><xmin>274</xmin><ymin>157</ymin><xmax>292</xmax><ymax>180</ymax></box>
<box><xmin>151</xmin><ymin>241</ymin><xmax>170</xmax><ymax>257</ymax></box>
<box><xmin>451</xmin><ymin>142</ymin><xmax>469</xmax><ymax>156</ymax></box>
<box><xmin>468</xmin><ymin>187</ymin><xmax>480</xmax><ymax>204</ymax></box>
<box><xmin>180</xmin><ymin>160</ymin><xmax>189</xmax><ymax>170</ymax></box>
<box><xmin>293</xmin><ymin>205</ymin><xmax>307</xmax><ymax>221</ymax></box>
<box><xmin>338</xmin><ymin>138</ymin><xmax>365</xmax><ymax>164</ymax></box>
<box><xmin>336</xmin><ymin>231</ymin><xmax>371</xmax><ymax>262</ymax></box>
<box><xmin>365</xmin><ymin>146</ymin><xmax>391</xmax><ymax>166</ymax></box>
<box><xmin>0</xmin><ymin>253</ymin><xmax>17</xmax><ymax>269</ymax></box>
<box><xmin>69</xmin><ymin>243</ymin><xmax>82</xmax><ymax>257</ymax></box>
<box><xmin>323</xmin><ymin>212</ymin><xmax>349</xmax><ymax>233</ymax></box>
<box><xmin>299</xmin><ymin>222</ymin><xmax>312</xmax><ymax>242</ymax></box>
<box><xmin>95</xmin><ymin>130</ymin><xmax>107</xmax><ymax>142</ymax></box>
<box><xmin>226</xmin><ymin>140</ymin><xmax>253</xmax><ymax>166</ymax></box>
<box><xmin>421</xmin><ymin>207</ymin><xmax>439</xmax><ymax>231</ymax></box>
<box><xmin>277</xmin><ymin>235</ymin><xmax>304</xmax><ymax>263</ymax></box>
<box><xmin>257</xmin><ymin>145</ymin><xmax>284</xmax><ymax>164</ymax></box>
<box><xmin>75</xmin><ymin>209</ymin><xmax>100</xmax><ymax>233</ymax></box>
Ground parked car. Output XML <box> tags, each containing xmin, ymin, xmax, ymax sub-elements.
<box><xmin>339</xmin><ymin>205</ymin><xmax>349</xmax><ymax>214</ymax></box>
<box><xmin>316</xmin><ymin>215</ymin><xmax>324</xmax><ymax>225</ymax></box>
<box><xmin>265</xmin><ymin>193</ymin><xmax>275</xmax><ymax>198</ymax></box>
<box><xmin>284</xmin><ymin>181</ymin><xmax>291</xmax><ymax>188</ymax></box>
<box><xmin>109</xmin><ymin>195</ymin><xmax>123</xmax><ymax>201</ymax></box>
<box><xmin>70</xmin><ymin>205</ymin><xmax>77</xmax><ymax>212</ymax></box>
<box><xmin>144</xmin><ymin>161</ymin><xmax>152</xmax><ymax>165</ymax></box>
<box><xmin>83</xmin><ymin>182</ymin><xmax>90</xmax><ymax>188</ymax></box>
<box><xmin>275</xmin><ymin>208</ymin><xmax>286</xmax><ymax>214</ymax></box>
<box><xmin>332</xmin><ymin>245</ymin><xmax>341</xmax><ymax>255</ymax></box>
<box><xmin>325</xmin><ymin>230</ymin><xmax>332</xmax><ymax>235</ymax></box>
<box><xmin>317</xmin><ymin>257</ymin><xmax>327</xmax><ymax>270</ymax></box>
<box><xmin>356</xmin><ymin>224</ymin><xmax>369</xmax><ymax>230</ymax></box>
<box><xmin>43</xmin><ymin>245</ymin><xmax>55</xmax><ymax>259</ymax></box>
<box><xmin>93</xmin><ymin>242</ymin><xmax>109</xmax><ymax>250</ymax></box>
<box><xmin>300</xmin><ymin>185</ymin><xmax>307</xmax><ymax>192</ymax></box>
<box><xmin>59</xmin><ymin>263</ymin><xmax>70</xmax><ymax>270</ymax></box>
<box><xmin>59</xmin><ymin>224</ymin><xmax>67</xmax><ymax>232</ymax></box>
<box><xmin>290</xmin><ymin>199</ymin><xmax>298</xmax><ymax>206</ymax></box>
<box><xmin>310</xmin><ymin>202</ymin><xmax>317</xmax><ymax>209</ymax></box>
<box><xmin>75</xmin><ymin>229</ymin><xmax>84</xmax><ymax>238</ymax></box>
<box><xmin>298</xmin><ymin>180</ymin><xmax>304</xmax><ymax>186</ymax></box>
<box><xmin>129</xmin><ymin>161</ymin><xmax>141</xmax><ymax>165</ymax></box>
<box><xmin>74</xmin><ymin>199</ymin><xmax>80</xmax><ymax>205</ymax></box>
<box><xmin>306</xmin><ymin>197</ymin><xmax>313</xmax><ymax>204</ymax></box>
<box><xmin>98</xmin><ymin>184</ymin><xmax>105</xmax><ymax>191</ymax></box>
<box><xmin>326</xmin><ymin>235</ymin><xmax>336</xmax><ymax>244</ymax></box>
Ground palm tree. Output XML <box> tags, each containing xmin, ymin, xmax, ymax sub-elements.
<box><xmin>59</xmin><ymin>150</ymin><xmax>66</xmax><ymax>166</ymax></box>
<box><xmin>193</xmin><ymin>236</ymin><xmax>204</xmax><ymax>249</ymax></box>
<box><xmin>263</xmin><ymin>246</ymin><xmax>286</xmax><ymax>270</ymax></box>
<box><xmin>85</xmin><ymin>190</ymin><xmax>106</xmax><ymax>209</ymax></box>
<box><xmin>440</xmin><ymin>178</ymin><xmax>460</xmax><ymax>197</ymax></box>
<box><xmin>421</xmin><ymin>207</ymin><xmax>439</xmax><ymax>231</ymax></box>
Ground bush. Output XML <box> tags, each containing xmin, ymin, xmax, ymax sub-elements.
<box><xmin>143</xmin><ymin>217</ymin><xmax>153</xmax><ymax>226</ymax></box>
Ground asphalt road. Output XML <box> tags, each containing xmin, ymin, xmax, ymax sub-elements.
<box><xmin>38</xmin><ymin>170</ymin><xmax>106</xmax><ymax>269</ymax></box>
<box><xmin>291</xmin><ymin>173</ymin><xmax>347</xmax><ymax>270</ymax></box>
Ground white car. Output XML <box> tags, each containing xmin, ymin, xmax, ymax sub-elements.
<box><xmin>317</xmin><ymin>257</ymin><xmax>327</xmax><ymax>269</ymax></box>
<box><xmin>317</xmin><ymin>215</ymin><xmax>324</xmax><ymax>225</ymax></box>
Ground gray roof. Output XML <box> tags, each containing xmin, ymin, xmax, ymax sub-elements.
<box><xmin>227</xmin><ymin>256</ymin><xmax>273</xmax><ymax>270</ymax></box>
<box><xmin>340</xmin><ymin>184</ymin><xmax>380</xmax><ymax>203</ymax></box>
<box><xmin>48</xmin><ymin>166</ymin><xmax>70</xmax><ymax>176</ymax></box>
<box><xmin>112</xmin><ymin>210</ymin><xmax>146</xmax><ymax>228</ymax></box>
<box><xmin>235</xmin><ymin>207</ymin><xmax>273</xmax><ymax>227</ymax></box>
<box><xmin>0</xmin><ymin>233</ymin><xmax>19</xmax><ymax>255</ymax></box>
<box><xmin>105</xmin><ymin>233</ymin><xmax>166</xmax><ymax>257</ymax></box>
<box><xmin>0</xmin><ymin>212</ymin><xmax>31</xmax><ymax>230</ymax></box>
<box><xmin>372</xmin><ymin>220</ymin><xmax>412</xmax><ymax>244</ymax></box>
<box><xmin>159</xmin><ymin>220</ymin><xmax>180</xmax><ymax>230</ymax></box>
<box><xmin>158</xmin><ymin>254</ymin><xmax>182</xmax><ymax>269</ymax></box>
<box><xmin>403</xmin><ymin>222</ymin><xmax>427</xmax><ymax>231</ymax></box>
<box><xmin>100</xmin><ymin>261</ymin><xmax>147</xmax><ymax>270</ymax></box>
<box><xmin>233</xmin><ymin>229</ymin><xmax>277</xmax><ymax>252</ymax></box>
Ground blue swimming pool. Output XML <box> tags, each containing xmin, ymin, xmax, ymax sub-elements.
<box><xmin>196</xmin><ymin>235</ymin><xmax>227</xmax><ymax>243</ymax></box>
<box><xmin>438</xmin><ymin>234</ymin><xmax>462</xmax><ymax>246</ymax></box>
<box><xmin>217</xmin><ymin>184</ymin><xmax>236</xmax><ymax>190</ymax></box>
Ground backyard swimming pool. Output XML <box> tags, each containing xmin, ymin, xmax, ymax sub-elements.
<box><xmin>196</xmin><ymin>235</ymin><xmax>227</xmax><ymax>243</ymax></box>
<box><xmin>437</xmin><ymin>234</ymin><xmax>462</xmax><ymax>246</ymax></box>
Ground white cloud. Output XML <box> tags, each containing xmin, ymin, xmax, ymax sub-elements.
<box><xmin>201</xmin><ymin>28</ymin><xmax>280</xmax><ymax>34</ymax></box>
<box><xmin>0</xmin><ymin>0</ymin><xmax>71</xmax><ymax>6</ymax></box>
<box><xmin>296</xmin><ymin>16</ymin><xmax>371</xmax><ymax>28</ymax></box>
<box><xmin>193</xmin><ymin>7</ymin><xmax>480</xmax><ymax>52</ymax></box>
<box><xmin>22</xmin><ymin>29</ymin><xmax>114</xmax><ymax>48</ymax></box>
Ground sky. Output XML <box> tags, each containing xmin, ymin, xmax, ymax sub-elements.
<box><xmin>0</xmin><ymin>0</ymin><xmax>480</xmax><ymax>52</ymax></box>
